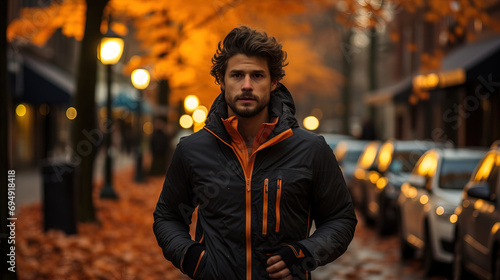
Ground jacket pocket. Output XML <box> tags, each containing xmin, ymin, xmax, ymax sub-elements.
<box><xmin>276</xmin><ymin>178</ymin><xmax>282</xmax><ymax>232</ymax></box>
<box><xmin>262</xmin><ymin>178</ymin><xmax>269</xmax><ymax>235</ymax></box>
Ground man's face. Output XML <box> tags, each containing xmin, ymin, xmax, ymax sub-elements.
<box><xmin>222</xmin><ymin>54</ymin><xmax>277</xmax><ymax>119</ymax></box>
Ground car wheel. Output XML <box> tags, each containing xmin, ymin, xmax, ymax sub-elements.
<box><xmin>423</xmin><ymin>226</ymin><xmax>438</xmax><ymax>276</ymax></box>
<box><xmin>452</xmin><ymin>227</ymin><xmax>471</xmax><ymax>280</ymax></box>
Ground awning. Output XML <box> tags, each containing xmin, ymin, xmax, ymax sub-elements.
<box><xmin>98</xmin><ymin>92</ymin><xmax>152</xmax><ymax>113</ymax></box>
<box><xmin>442</xmin><ymin>36</ymin><xmax>500</xmax><ymax>76</ymax></box>
<box><xmin>10</xmin><ymin>54</ymin><xmax>74</xmax><ymax>104</ymax></box>
<box><xmin>364</xmin><ymin>76</ymin><xmax>413</xmax><ymax>105</ymax></box>
<box><xmin>414</xmin><ymin>36</ymin><xmax>500</xmax><ymax>90</ymax></box>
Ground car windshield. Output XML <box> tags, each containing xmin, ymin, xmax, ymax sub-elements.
<box><xmin>389</xmin><ymin>150</ymin><xmax>425</xmax><ymax>173</ymax></box>
<box><xmin>439</xmin><ymin>158</ymin><xmax>482</xmax><ymax>190</ymax></box>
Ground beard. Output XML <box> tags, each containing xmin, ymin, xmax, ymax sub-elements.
<box><xmin>226</xmin><ymin>93</ymin><xmax>269</xmax><ymax>118</ymax></box>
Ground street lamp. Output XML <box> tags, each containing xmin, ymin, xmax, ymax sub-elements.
<box><xmin>98</xmin><ymin>29</ymin><xmax>124</xmax><ymax>199</ymax></box>
<box><xmin>131</xmin><ymin>69</ymin><xmax>150</xmax><ymax>182</ymax></box>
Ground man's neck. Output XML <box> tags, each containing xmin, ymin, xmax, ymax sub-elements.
<box><xmin>230</xmin><ymin>111</ymin><xmax>269</xmax><ymax>155</ymax></box>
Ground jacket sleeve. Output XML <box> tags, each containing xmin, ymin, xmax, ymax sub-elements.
<box><xmin>297</xmin><ymin>137</ymin><xmax>357</xmax><ymax>267</ymax></box>
<box><xmin>153</xmin><ymin>141</ymin><xmax>199</xmax><ymax>271</ymax></box>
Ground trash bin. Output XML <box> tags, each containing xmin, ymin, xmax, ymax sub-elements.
<box><xmin>41</xmin><ymin>161</ymin><xmax>77</xmax><ymax>235</ymax></box>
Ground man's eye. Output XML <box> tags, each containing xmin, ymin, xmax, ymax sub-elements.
<box><xmin>232</xmin><ymin>74</ymin><xmax>242</xmax><ymax>78</ymax></box>
<box><xmin>254</xmin><ymin>74</ymin><xmax>263</xmax><ymax>78</ymax></box>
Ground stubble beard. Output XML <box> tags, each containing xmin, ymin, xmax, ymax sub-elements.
<box><xmin>227</xmin><ymin>94</ymin><xmax>269</xmax><ymax>118</ymax></box>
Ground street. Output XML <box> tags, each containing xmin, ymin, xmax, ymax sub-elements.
<box><xmin>313</xmin><ymin>216</ymin><xmax>449</xmax><ymax>280</ymax></box>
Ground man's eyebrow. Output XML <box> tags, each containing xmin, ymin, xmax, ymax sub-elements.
<box><xmin>229</xmin><ymin>69</ymin><xmax>266</xmax><ymax>73</ymax></box>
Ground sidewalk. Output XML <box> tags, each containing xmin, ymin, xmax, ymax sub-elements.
<box><xmin>15</xmin><ymin>159</ymin><xmax>182</xmax><ymax>280</ymax></box>
<box><xmin>16</xmin><ymin>148</ymin><xmax>135</xmax><ymax>206</ymax></box>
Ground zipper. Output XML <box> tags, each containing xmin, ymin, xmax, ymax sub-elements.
<box><xmin>276</xmin><ymin>179</ymin><xmax>282</xmax><ymax>232</ymax></box>
<box><xmin>203</xmin><ymin>126</ymin><xmax>293</xmax><ymax>280</ymax></box>
<box><xmin>263</xmin><ymin>179</ymin><xmax>269</xmax><ymax>235</ymax></box>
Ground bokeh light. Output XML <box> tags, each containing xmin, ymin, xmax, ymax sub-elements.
<box><xmin>180</xmin><ymin>114</ymin><xmax>194</xmax><ymax>129</ymax></box>
<box><xmin>303</xmin><ymin>116</ymin><xmax>319</xmax><ymax>130</ymax></box>
<box><xmin>66</xmin><ymin>107</ymin><xmax>77</xmax><ymax>120</ymax></box>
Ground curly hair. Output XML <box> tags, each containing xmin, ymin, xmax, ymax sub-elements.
<box><xmin>210</xmin><ymin>26</ymin><xmax>288</xmax><ymax>85</ymax></box>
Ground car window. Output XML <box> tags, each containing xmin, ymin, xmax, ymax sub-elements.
<box><xmin>439</xmin><ymin>158</ymin><xmax>482</xmax><ymax>190</ymax></box>
<box><xmin>392</xmin><ymin>150</ymin><xmax>426</xmax><ymax>173</ymax></box>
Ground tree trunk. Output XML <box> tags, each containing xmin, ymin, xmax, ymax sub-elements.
<box><xmin>368</xmin><ymin>26</ymin><xmax>377</xmax><ymax>120</ymax></box>
<box><xmin>341</xmin><ymin>28</ymin><xmax>353</xmax><ymax>135</ymax></box>
<box><xmin>71</xmin><ymin>0</ymin><xmax>109</xmax><ymax>223</ymax></box>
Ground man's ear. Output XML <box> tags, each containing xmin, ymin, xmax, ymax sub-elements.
<box><xmin>220</xmin><ymin>81</ymin><xmax>225</xmax><ymax>91</ymax></box>
<box><xmin>271</xmin><ymin>80</ymin><xmax>278</xmax><ymax>92</ymax></box>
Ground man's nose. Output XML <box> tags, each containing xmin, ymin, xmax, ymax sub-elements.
<box><xmin>242</xmin><ymin>75</ymin><xmax>253</xmax><ymax>91</ymax></box>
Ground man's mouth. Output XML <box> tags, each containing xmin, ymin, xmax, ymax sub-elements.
<box><xmin>238</xmin><ymin>97</ymin><xmax>255</xmax><ymax>103</ymax></box>
<box><xmin>237</xmin><ymin>95</ymin><xmax>256</xmax><ymax>102</ymax></box>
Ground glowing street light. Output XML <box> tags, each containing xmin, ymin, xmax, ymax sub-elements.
<box><xmin>131</xmin><ymin>69</ymin><xmax>150</xmax><ymax>183</ymax></box>
<box><xmin>98</xmin><ymin>37</ymin><xmax>124</xmax><ymax>65</ymax></box>
<box><xmin>99</xmin><ymin>27</ymin><xmax>124</xmax><ymax>199</ymax></box>
<box><xmin>131</xmin><ymin>69</ymin><xmax>150</xmax><ymax>90</ymax></box>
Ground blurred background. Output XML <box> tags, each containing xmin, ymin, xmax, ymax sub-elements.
<box><xmin>1</xmin><ymin>0</ymin><xmax>499</xmax><ymax>279</ymax></box>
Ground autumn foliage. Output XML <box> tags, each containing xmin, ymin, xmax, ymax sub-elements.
<box><xmin>7</xmin><ymin>0</ymin><xmax>343</xmax><ymax>109</ymax></box>
<box><xmin>16</xmin><ymin>169</ymin><xmax>189</xmax><ymax>280</ymax></box>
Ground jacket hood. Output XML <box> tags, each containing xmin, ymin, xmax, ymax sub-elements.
<box><xmin>204</xmin><ymin>83</ymin><xmax>299</xmax><ymax>143</ymax></box>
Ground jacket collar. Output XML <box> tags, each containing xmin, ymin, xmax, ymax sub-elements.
<box><xmin>204</xmin><ymin>83</ymin><xmax>299</xmax><ymax>144</ymax></box>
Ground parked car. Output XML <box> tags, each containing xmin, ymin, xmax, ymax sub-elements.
<box><xmin>453</xmin><ymin>142</ymin><xmax>500</xmax><ymax>280</ymax></box>
<box><xmin>348</xmin><ymin>140</ymin><xmax>381</xmax><ymax>217</ymax></box>
<box><xmin>398</xmin><ymin>148</ymin><xmax>485</xmax><ymax>276</ymax></box>
<box><xmin>334</xmin><ymin>139</ymin><xmax>370</xmax><ymax>188</ymax></box>
<box><xmin>363</xmin><ymin>140</ymin><xmax>447</xmax><ymax>235</ymax></box>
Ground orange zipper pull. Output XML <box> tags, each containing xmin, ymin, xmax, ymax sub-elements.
<box><xmin>263</xmin><ymin>179</ymin><xmax>269</xmax><ymax>235</ymax></box>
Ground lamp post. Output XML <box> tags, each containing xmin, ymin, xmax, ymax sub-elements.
<box><xmin>131</xmin><ymin>69</ymin><xmax>150</xmax><ymax>182</ymax></box>
<box><xmin>98</xmin><ymin>30</ymin><xmax>124</xmax><ymax>199</ymax></box>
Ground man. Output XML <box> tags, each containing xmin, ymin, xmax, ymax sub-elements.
<box><xmin>153</xmin><ymin>25</ymin><xmax>357</xmax><ymax>280</ymax></box>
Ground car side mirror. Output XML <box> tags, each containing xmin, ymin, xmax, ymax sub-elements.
<box><xmin>407</xmin><ymin>174</ymin><xmax>426</xmax><ymax>189</ymax></box>
<box><xmin>467</xmin><ymin>182</ymin><xmax>493</xmax><ymax>201</ymax></box>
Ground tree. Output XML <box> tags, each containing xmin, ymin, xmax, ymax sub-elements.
<box><xmin>70</xmin><ymin>0</ymin><xmax>110</xmax><ymax>222</ymax></box>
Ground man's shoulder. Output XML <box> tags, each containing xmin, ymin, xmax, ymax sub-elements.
<box><xmin>177</xmin><ymin>128</ymin><xmax>212</xmax><ymax>147</ymax></box>
<box><xmin>291</xmin><ymin>128</ymin><xmax>329</xmax><ymax>145</ymax></box>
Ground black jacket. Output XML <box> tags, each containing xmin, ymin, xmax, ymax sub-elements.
<box><xmin>153</xmin><ymin>84</ymin><xmax>357</xmax><ymax>279</ymax></box>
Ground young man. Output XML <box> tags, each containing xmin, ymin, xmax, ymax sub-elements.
<box><xmin>153</xmin><ymin>26</ymin><xmax>357</xmax><ymax>280</ymax></box>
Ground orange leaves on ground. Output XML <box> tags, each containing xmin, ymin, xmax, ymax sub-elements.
<box><xmin>16</xmin><ymin>169</ymin><xmax>189</xmax><ymax>280</ymax></box>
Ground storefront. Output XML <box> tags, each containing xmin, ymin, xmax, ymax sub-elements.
<box><xmin>412</xmin><ymin>36</ymin><xmax>500</xmax><ymax>147</ymax></box>
<box><xmin>9</xmin><ymin>52</ymin><xmax>74</xmax><ymax>168</ymax></box>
